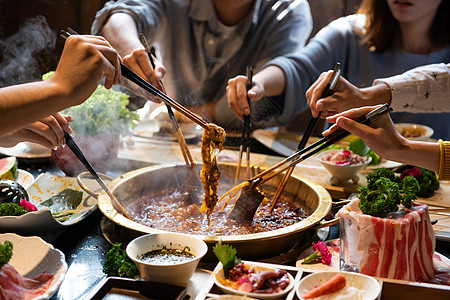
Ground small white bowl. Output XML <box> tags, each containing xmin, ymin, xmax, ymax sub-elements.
<box><xmin>126</xmin><ymin>232</ymin><xmax>207</xmax><ymax>285</ymax></box>
<box><xmin>316</xmin><ymin>150</ymin><xmax>371</xmax><ymax>185</ymax></box>
<box><xmin>213</xmin><ymin>262</ymin><xmax>295</xmax><ymax>300</ymax></box>
<box><xmin>296</xmin><ymin>271</ymin><xmax>381</xmax><ymax>300</ymax></box>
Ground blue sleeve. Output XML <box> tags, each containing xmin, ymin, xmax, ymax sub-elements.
<box><xmin>264</xmin><ymin>17</ymin><xmax>360</xmax><ymax>125</ymax></box>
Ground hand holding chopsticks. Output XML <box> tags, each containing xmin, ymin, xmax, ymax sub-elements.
<box><xmin>60</xmin><ymin>28</ymin><xmax>212</xmax><ymax>133</ymax></box>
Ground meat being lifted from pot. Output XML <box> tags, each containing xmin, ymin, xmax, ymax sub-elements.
<box><xmin>200</xmin><ymin>124</ymin><xmax>226</xmax><ymax>216</ymax></box>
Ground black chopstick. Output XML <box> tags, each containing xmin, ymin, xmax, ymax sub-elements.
<box><xmin>297</xmin><ymin>63</ymin><xmax>341</xmax><ymax>151</ymax></box>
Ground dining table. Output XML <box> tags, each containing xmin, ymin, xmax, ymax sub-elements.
<box><xmin>3</xmin><ymin>133</ymin><xmax>450</xmax><ymax>300</ymax></box>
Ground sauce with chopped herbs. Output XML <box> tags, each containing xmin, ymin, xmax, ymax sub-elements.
<box><xmin>139</xmin><ymin>246</ymin><xmax>195</xmax><ymax>264</ymax></box>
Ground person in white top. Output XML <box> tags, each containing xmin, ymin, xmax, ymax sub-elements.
<box><xmin>307</xmin><ymin>63</ymin><xmax>450</xmax><ymax>118</ymax></box>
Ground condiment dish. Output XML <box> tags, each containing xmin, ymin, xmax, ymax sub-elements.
<box><xmin>316</xmin><ymin>150</ymin><xmax>371</xmax><ymax>185</ymax></box>
<box><xmin>126</xmin><ymin>232</ymin><xmax>207</xmax><ymax>285</ymax></box>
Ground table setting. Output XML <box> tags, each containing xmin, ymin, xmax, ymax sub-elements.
<box><xmin>0</xmin><ymin>67</ymin><xmax>449</xmax><ymax>300</ymax></box>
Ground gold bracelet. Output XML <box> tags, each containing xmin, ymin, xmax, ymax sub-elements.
<box><xmin>438</xmin><ymin>139</ymin><xmax>450</xmax><ymax>181</ymax></box>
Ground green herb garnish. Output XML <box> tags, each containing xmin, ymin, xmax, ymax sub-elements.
<box><xmin>357</xmin><ymin>168</ymin><xmax>419</xmax><ymax>217</ymax></box>
<box><xmin>349</xmin><ymin>138</ymin><xmax>380</xmax><ymax>165</ymax></box>
<box><xmin>212</xmin><ymin>240</ymin><xmax>241</xmax><ymax>279</ymax></box>
<box><xmin>0</xmin><ymin>202</ymin><xmax>28</xmax><ymax>216</ymax></box>
<box><xmin>0</xmin><ymin>241</ymin><xmax>13</xmax><ymax>269</ymax></box>
<box><xmin>103</xmin><ymin>243</ymin><xmax>138</xmax><ymax>278</ymax></box>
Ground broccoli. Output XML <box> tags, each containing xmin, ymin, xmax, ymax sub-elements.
<box><xmin>401</xmin><ymin>167</ymin><xmax>439</xmax><ymax>198</ymax></box>
<box><xmin>103</xmin><ymin>243</ymin><xmax>138</xmax><ymax>278</ymax></box>
<box><xmin>358</xmin><ymin>168</ymin><xmax>419</xmax><ymax>217</ymax></box>
<box><xmin>0</xmin><ymin>240</ymin><xmax>13</xmax><ymax>269</ymax></box>
<box><xmin>0</xmin><ymin>202</ymin><xmax>28</xmax><ymax>216</ymax></box>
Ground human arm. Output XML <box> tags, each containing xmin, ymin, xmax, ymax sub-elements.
<box><xmin>0</xmin><ymin>35</ymin><xmax>120</xmax><ymax>136</ymax></box>
<box><xmin>323</xmin><ymin>106</ymin><xmax>442</xmax><ymax>175</ymax></box>
<box><xmin>373</xmin><ymin>63</ymin><xmax>450</xmax><ymax>112</ymax></box>
<box><xmin>96</xmin><ymin>6</ymin><xmax>165</xmax><ymax>98</ymax></box>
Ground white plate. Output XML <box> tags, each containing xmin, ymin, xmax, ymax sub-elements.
<box><xmin>0</xmin><ymin>233</ymin><xmax>67</xmax><ymax>299</ymax></box>
<box><xmin>0</xmin><ymin>174</ymin><xmax>99</xmax><ymax>234</ymax></box>
<box><xmin>0</xmin><ymin>142</ymin><xmax>51</xmax><ymax>159</ymax></box>
<box><xmin>296</xmin><ymin>271</ymin><xmax>381</xmax><ymax>300</ymax></box>
<box><xmin>131</xmin><ymin>119</ymin><xmax>203</xmax><ymax>141</ymax></box>
<box><xmin>395</xmin><ymin>123</ymin><xmax>434</xmax><ymax>140</ymax></box>
<box><xmin>16</xmin><ymin>169</ymin><xmax>35</xmax><ymax>189</ymax></box>
<box><xmin>213</xmin><ymin>261</ymin><xmax>295</xmax><ymax>300</ymax></box>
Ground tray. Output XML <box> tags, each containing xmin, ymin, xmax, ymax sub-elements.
<box><xmin>84</xmin><ymin>277</ymin><xmax>187</xmax><ymax>300</ymax></box>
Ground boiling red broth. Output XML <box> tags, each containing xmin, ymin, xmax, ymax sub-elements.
<box><xmin>127</xmin><ymin>186</ymin><xmax>308</xmax><ymax>236</ymax></box>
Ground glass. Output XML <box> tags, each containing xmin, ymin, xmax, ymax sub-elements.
<box><xmin>339</xmin><ymin>214</ymin><xmax>363</xmax><ymax>272</ymax></box>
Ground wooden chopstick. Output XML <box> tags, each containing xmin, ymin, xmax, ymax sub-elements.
<box><xmin>139</xmin><ymin>34</ymin><xmax>195</xmax><ymax>167</ymax></box>
<box><xmin>270</xmin><ymin>63</ymin><xmax>341</xmax><ymax>212</ymax></box>
<box><xmin>60</xmin><ymin>28</ymin><xmax>211</xmax><ymax>132</ymax></box>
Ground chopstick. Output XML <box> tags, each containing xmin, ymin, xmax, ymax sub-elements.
<box><xmin>270</xmin><ymin>63</ymin><xmax>341</xmax><ymax>212</ymax></box>
<box><xmin>139</xmin><ymin>34</ymin><xmax>195</xmax><ymax>167</ymax></box>
<box><xmin>63</xmin><ymin>131</ymin><xmax>131</xmax><ymax>219</ymax></box>
<box><xmin>59</xmin><ymin>28</ymin><xmax>211</xmax><ymax>132</ymax></box>
<box><xmin>248</xmin><ymin>104</ymin><xmax>392</xmax><ymax>187</ymax></box>
<box><xmin>234</xmin><ymin>66</ymin><xmax>253</xmax><ymax>184</ymax></box>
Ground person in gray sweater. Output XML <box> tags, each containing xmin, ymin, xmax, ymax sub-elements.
<box><xmin>91</xmin><ymin>0</ymin><xmax>313</xmax><ymax>130</ymax></box>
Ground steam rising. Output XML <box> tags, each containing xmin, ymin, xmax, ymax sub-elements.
<box><xmin>0</xmin><ymin>15</ymin><xmax>56</xmax><ymax>87</ymax></box>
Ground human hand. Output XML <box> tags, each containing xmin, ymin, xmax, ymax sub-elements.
<box><xmin>121</xmin><ymin>49</ymin><xmax>165</xmax><ymax>103</ymax></box>
<box><xmin>322</xmin><ymin>105</ymin><xmax>407</xmax><ymax>161</ymax></box>
<box><xmin>0</xmin><ymin>113</ymin><xmax>74</xmax><ymax>148</ymax></box>
<box><xmin>306</xmin><ymin>71</ymin><xmax>365</xmax><ymax>118</ymax></box>
<box><xmin>49</xmin><ymin>35</ymin><xmax>121</xmax><ymax>106</ymax></box>
<box><xmin>226</xmin><ymin>75</ymin><xmax>264</xmax><ymax>120</ymax></box>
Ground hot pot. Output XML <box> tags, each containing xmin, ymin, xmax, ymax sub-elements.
<box><xmin>79</xmin><ymin>162</ymin><xmax>334</xmax><ymax>260</ymax></box>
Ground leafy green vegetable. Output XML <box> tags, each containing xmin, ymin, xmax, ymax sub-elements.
<box><xmin>40</xmin><ymin>189</ymin><xmax>83</xmax><ymax>212</ymax></box>
<box><xmin>0</xmin><ymin>202</ymin><xmax>28</xmax><ymax>216</ymax></box>
<box><xmin>357</xmin><ymin>168</ymin><xmax>419</xmax><ymax>217</ymax></box>
<box><xmin>0</xmin><ymin>240</ymin><xmax>13</xmax><ymax>269</ymax></box>
<box><xmin>43</xmin><ymin>72</ymin><xmax>139</xmax><ymax>136</ymax></box>
<box><xmin>212</xmin><ymin>240</ymin><xmax>241</xmax><ymax>279</ymax></box>
<box><xmin>401</xmin><ymin>167</ymin><xmax>439</xmax><ymax>198</ymax></box>
<box><xmin>103</xmin><ymin>243</ymin><xmax>138</xmax><ymax>278</ymax></box>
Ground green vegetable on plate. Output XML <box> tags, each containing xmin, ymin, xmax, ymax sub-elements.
<box><xmin>0</xmin><ymin>202</ymin><xmax>28</xmax><ymax>217</ymax></box>
<box><xmin>212</xmin><ymin>240</ymin><xmax>241</xmax><ymax>279</ymax></box>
